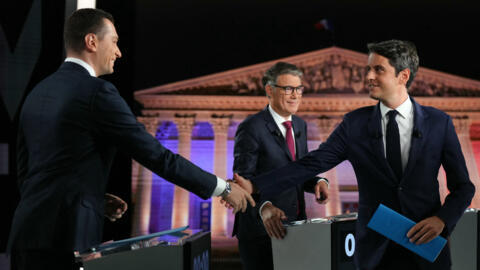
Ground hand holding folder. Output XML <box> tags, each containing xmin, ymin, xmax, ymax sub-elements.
<box><xmin>367</xmin><ymin>204</ymin><xmax>447</xmax><ymax>262</ymax></box>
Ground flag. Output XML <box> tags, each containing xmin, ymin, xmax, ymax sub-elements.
<box><xmin>314</xmin><ymin>18</ymin><xmax>333</xmax><ymax>32</ymax></box>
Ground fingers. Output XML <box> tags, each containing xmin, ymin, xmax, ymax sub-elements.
<box><xmin>315</xmin><ymin>182</ymin><xmax>329</xmax><ymax>204</ymax></box>
<box><xmin>314</xmin><ymin>184</ymin><xmax>321</xmax><ymax>200</ymax></box>
<box><xmin>406</xmin><ymin>217</ymin><xmax>444</xmax><ymax>244</ymax></box>
<box><xmin>407</xmin><ymin>222</ymin><xmax>427</xmax><ymax>244</ymax></box>
<box><xmin>245</xmin><ymin>192</ymin><xmax>256</xmax><ymax>208</ymax></box>
<box><xmin>261</xmin><ymin>205</ymin><xmax>287</xmax><ymax>239</ymax></box>
<box><xmin>234</xmin><ymin>173</ymin><xmax>254</xmax><ymax>194</ymax></box>
<box><xmin>264</xmin><ymin>215</ymin><xmax>286</xmax><ymax>239</ymax></box>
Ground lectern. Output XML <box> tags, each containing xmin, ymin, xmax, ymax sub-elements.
<box><xmin>271</xmin><ymin>213</ymin><xmax>357</xmax><ymax>270</ymax></box>
<box><xmin>450</xmin><ymin>208</ymin><xmax>479</xmax><ymax>270</ymax></box>
<box><xmin>76</xmin><ymin>229</ymin><xmax>210</xmax><ymax>270</ymax></box>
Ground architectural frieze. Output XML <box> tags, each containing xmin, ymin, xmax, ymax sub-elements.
<box><xmin>135</xmin><ymin>47</ymin><xmax>480</xmax><ymax>97</ymax></box>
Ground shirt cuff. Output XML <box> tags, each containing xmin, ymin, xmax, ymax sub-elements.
<box><xmin>212</xmin><ymin>177</ymin><xmax>227</xmax><ymax>197</ymax></box>
<box><xmin>317</xmin><ymin>177</ymin><xmax>329</xmax><ymax>188</ymax></box>
<box><xmin>259</xmin><ymin>201</ymin><xmax>272</xmax><ymax>218</ymax></box>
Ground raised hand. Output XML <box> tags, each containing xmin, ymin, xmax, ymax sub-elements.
<box><xmin>406</xmin><ymin>216</ymin><xmax>445</xmax><ymax>244</ymax></box>
<box><xmin>222</xmin><ymin>181</ymin><xmax>256</xmax><ymax>214</ymax></box>
<box><xmin>261</xmin><ymin>202</ymin><xmax>287</xmax><ymax>239</ymax></box>
<box><xmin>233</xmin><ymin>173</ymin><xmax>255</xmax><ymax>194</ymax></box>
<box><xmin>314</xmin><ymin>181</ymin><xmax>329</xmax><ymax>204</ymax></box>
<box><xmin>104</xmin><ymin>193</ymin><xmax>128</xmax><ymax>222</ymax></box>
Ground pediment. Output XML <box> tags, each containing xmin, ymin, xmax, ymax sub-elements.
<box><xmin>135</xmin><ymin>46</ymin><xmax>480</xmax><ymax>98</ymax></box>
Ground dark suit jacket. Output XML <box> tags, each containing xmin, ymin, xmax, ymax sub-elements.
<box><xmin>232</xmin><ymin>106</ymin><xmax>318</xmax><ymax>240</ymax></box>
<box><xmin>8</xmin><ymin>62</ymin><xmax>217</xmax><ymax>253</ymax></box>
<box><xmin>251</xmin><ymin>98</ymin><xmax>475</xmax><ymax>269</ymax></box>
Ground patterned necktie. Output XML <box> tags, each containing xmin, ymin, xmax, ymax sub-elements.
<box><xmin>386</xmin><ymin>110</ymin><xmax>402</xmax><ymax>181</ymax></box>
<box><xmin>282</xmin><ymin>121</ymin><xmax>296</xmax><ymax>161</ymax></box>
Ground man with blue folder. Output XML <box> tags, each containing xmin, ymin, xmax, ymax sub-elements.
<box><xmin>235</xmin><ymin>40</ymin><xmax>475</xmax><ymax>269</ymax></box>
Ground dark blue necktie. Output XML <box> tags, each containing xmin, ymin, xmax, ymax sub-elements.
<box><xmin>386</xmin><ymin>110</ymin><xmax>402</xmax><ymax>181</ymax></box>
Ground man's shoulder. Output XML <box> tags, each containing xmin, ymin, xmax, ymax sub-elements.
<box><xmin>344</xmin><ymin>105</ymin><xmax>376</xmax><ymax>119</ymax></box>
<box><xmin>239</xmin><ymin>110</ymin><xmax>267</xmax><ymax>126</ymax></box>
<box><xmin>418</xmin><ymin>104</ymin><xmax>449</xmax><ymax>119</ymax></box>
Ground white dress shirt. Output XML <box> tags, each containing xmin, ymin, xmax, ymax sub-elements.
<box><xmin>259</xmin><ymin>105</ymin><xmax>327</xmax><ymax>216</ymax></box>
<box><xmin>379</xmin><ymin>97</ymin><xmax>414</xmax><ymax>171</ymax></box>
<box><xmin>64</xmin><ymin>58</ymin><xmax>227</xmax><ymax>196</ymax></box>
<box><xmin>65</xmin><ymin>57</ymin><xmax>97</xmax><ymax>77</ymax></box>
<box><xmin>268</xmin><ymin>105</ymin><xmax>296</xmax><ymax>152</ymax></box>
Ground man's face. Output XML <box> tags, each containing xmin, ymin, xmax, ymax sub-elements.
<box><xmin>366</xmin><ymin>53</ymin><xmax>405</xmax><ymax>103</ymax></box>
<box><xmin>266</xmin><ymin>74</ymin><xmax>302</xmax><ymax>118</ymax></box>
<box><xmin>95</xmin><ymin>19</ymin><xmax>122</xmax><ymax>76</ymax></box>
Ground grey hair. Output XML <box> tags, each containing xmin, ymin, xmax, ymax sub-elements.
<box><xmin>262</xmin><ymin>62</ymin><xmax>303</xmax><ymax>87</ymax></box>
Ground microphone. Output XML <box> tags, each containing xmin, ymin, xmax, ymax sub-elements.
<box><xmin>413</xmin><ymin>129</ymin><xmax>422</xmax><ymax>138</ymax></box>
<box><xmin>273</xmin><ymin>130</ymin><xmax>281</xmax><ymax>137</ymax></box>
<box><xmin>295</xmin><ymin>131</ymin><xmax>301</xmax><ymax>138</ymax></box>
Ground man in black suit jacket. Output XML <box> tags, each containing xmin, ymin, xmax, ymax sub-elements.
<box><xmin>232</xmin><ymin>62</ymin><xmax>329</xmax><ymax>270</ymax></box>
<box><xmin>8</xmin><ymin>8</ymin><xmax>254</xmax><ymax>270</ymax></box>
<box><xmin>236</xmin><ymin>41</ymin><xmax>475</xmax><ymax>270</ymax></box>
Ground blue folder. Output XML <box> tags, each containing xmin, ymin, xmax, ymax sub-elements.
<box><xmin>367</xmin><ymin>204</ymin><xmax>447</xmax><ymax>262</ymax></box>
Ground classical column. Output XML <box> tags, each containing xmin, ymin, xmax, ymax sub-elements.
<box><xmin>171</xmin><ymin>115</ymin><xmax>196</xmax><ymax>228</ymax></box>
<box><xmin>210</xmin><ymin>115</ymin><xmax>232</xmax><ymax>236</ymax></box>
<box><xmin>131</xmin><ymin>116</ymin><xmax>159</xmax><ymax>236</ymax></box>
<box><xmin>452</xmin><ymin>116</ymin><xmax>480</xmax><ymax>208</ymax></box>
<box><xmin>316</xmin><ymin>116</ymin><xmax>342</xmax><ymax>216</ymax></box>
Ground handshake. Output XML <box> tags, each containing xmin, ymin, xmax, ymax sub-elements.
<box><xmin>219</xmin><ymin>173</ymin><xmax>256</xmax><ymax>214</ymax></box>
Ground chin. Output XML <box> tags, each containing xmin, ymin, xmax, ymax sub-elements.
<box><xmin>369</xmin><ymin>91</ymin><xmax>380</xmax><ymax>101</ymax></box>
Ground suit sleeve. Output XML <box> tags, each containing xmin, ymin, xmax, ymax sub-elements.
<box><xmin>90</xmin><ymin>82</ymin><xmax>217</xmax><ymax>199</ymax></box>
<box><xmin>436</xmin><ymin>116</ymin><xmax>475</xmax><ymax>235</ymax></box>
<box><xmin>253</xmin><ymin>116</ymin><xmax>349</xmax><ymax>200</ymax></box>
<box><xmin>16</xmin><ymin>125</ymin><xmax>28</xmax><ymax>189</ymax></box>
<box><xmin>233</xmin><ymin>121</ymin><xmax>259</xmax><ymax>179</ymax></box>
<box><xmin>301</xmin><ymin>122</ymin><xmax>324</xmax><ymax>193</ymax></box>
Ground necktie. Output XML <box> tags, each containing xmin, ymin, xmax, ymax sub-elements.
<box><xmin>386</xmin><ymin>110</ymin><xmax>402</xmax><ymax>181</ymax></box>
<box><xmin>283</xmin><ymin>120</ymin><xmax>300</xmax><ymax>217</ymax></box>
<box><xmin>282</xmin><ymin>121</ymin><xmax>295</xmax><ymax>161</ymax></box>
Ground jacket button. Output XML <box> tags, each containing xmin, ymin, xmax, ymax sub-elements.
<box><xmin>398</xmin><ymin>187</ymin><xmax>403</xmax><ymax>191</ymax></box>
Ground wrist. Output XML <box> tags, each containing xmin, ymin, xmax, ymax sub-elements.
<box><xmin>219</xmin><ymin>181</ymin><xmax>232</xmax><ymax>198</ymax></box>
<box><xmin>317</xmin><ymin>177</ymin><xmax>329</xmax><ymax>188</ymax></box>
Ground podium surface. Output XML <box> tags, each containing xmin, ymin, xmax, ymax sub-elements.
<box><xmin>77</xmin><ymin>229</ymin><xmax>210</xmax><ymax>270</ymax></box>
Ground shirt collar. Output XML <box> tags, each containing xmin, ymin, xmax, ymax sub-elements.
<box><xmin>380</xmin><ymin>96</ymin><xmax>413</xmax><ymax>120</ymax></box>
<box><xmin>65</xmin><ymin>57</ymin><xmax>97</xmax><ymax>77</ymax></box>
<box><xmin>268</xmin><ymin>105</ymin><xmax>292</xmax><ymax>126</ymax></box>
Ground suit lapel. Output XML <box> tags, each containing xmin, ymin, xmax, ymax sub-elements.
<box><xmin>263</xmin><ymin>107</ymin><xmax>294</xmax><ymax>161</ymax></box>
<box><xmin>292</xmin><ymin>116</ymin><xmax>305</xmax><ymax>159</ymax></box>
<box><xmin>367</xmin><ymin>103</ymin><xmax>398</xmax><ymax>184</ymax></box>
<box><xmin>402</xmin><ymin>97</ymin><xmax>429</xmax><ymax>181</ymax></box>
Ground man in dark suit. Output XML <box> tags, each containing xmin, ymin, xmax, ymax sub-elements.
<box><xmin>236</xmin><ymin>40</ymin><xmax>475</xmax><ymax>270</ymax></box>
<box><xmin>8</xmin><ymin>8</ymin><xmax>254</xmax><ymax>270</ymax></box>
<box><xmin>232</xmin><ymin>62</ymin><xmax>329</xmax><ymax>270</ymax></box>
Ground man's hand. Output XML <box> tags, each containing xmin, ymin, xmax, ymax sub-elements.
<box><xmin>407</xmin><ymin>216</ymin><xmax>445</xmax><ymax>244</ymax></box>
<box><xmin>233</xmin><ymin>173</ymin><xmax>255</xmax><ymax>194</ymax></box>
<box><xmin>261</xmin><ymin>202</ymin><xmax>287</xmax><ymax>239</ymax></box>
<box><xmin>104</xmin><ymin>193</ymin><xmax>128</xmax><ymax>222</ymax></box>
<box><xmin>223</xmin><ymin>182</ymin><xmax>256</xmax><ymax>214</ymax></box>
<box><xmin>315</xmin><ymin>181</ymin><xmax>329</xmax><ymax>204</ymax></box>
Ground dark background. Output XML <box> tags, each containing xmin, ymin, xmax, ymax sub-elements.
<box><xmin>1</xmin><ymin>0</ymin><xmax>478</xmax><ymax>251</ymax></box>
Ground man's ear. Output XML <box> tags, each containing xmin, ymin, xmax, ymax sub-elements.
<box><xmin>398</xmin><ymin>68</ymin><xmax>410</xmax><ymax>86</ymax></box>
<box><xmin>84</xmin><ymin>33</ymin><xmax>97</xmax><ymax>52</ymax></box>
<box><xmin>265</xmin><ymin>84</ymin><xmax>273</xmax><ymax>98</ymax></box>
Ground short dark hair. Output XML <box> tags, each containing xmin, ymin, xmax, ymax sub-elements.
<box><xmin>64</xmin><ymin>8</ymin><xmax>114</xmax><ymax>53</ymax></box>
<box><xmin>367</xmin><ymin>40</ymin><xmax>419</xmax><ymax>88</ymax></box>
<box><xmin>262</xmin><ymin>62</ymin><xmax>303</xmax><ymax>87</ymax></box>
